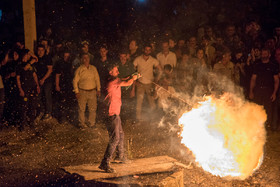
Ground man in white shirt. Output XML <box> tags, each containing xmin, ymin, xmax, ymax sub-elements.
<box><xmin>133</xmin><ymin>44</ymin><xmax>162</xmax><ymax>121</ymax></box>
<box><xmin>73</xmin><ymin>53</ymin><xmax>101</xmax><ymax>128</ymax></box>
<box><xmin>156</xmin><ymin>40</ymin><xmax>177</xmax><ymax>69</ymax></box>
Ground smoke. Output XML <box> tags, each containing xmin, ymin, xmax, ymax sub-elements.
<box><xmin>153</xmin><ymin>66</ymin><xmax>267</xmax><ymax>179</ymax></box>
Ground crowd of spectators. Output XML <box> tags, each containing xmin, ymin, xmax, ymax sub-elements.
<box><xmin>0</xmin><ymin>19</ymin><xmax>280</xmax><ymax>131</ymax></box>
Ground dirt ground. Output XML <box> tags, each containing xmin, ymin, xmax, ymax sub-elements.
<box><xmin>0</xmin><ymin>110</ymin><xmax>280</xmax><ymax>186</ymax></box>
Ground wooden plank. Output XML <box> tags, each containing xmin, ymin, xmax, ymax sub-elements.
<box><xmin>63</xmin><ymin>156</ymin><xmax>187</xmax><ymax>181</ymax></box>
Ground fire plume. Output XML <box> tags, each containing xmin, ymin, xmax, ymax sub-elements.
<box><xmin>179</xmin><ymin>93</ymin><xmax>266</xmax><ymax>179</ymax></box>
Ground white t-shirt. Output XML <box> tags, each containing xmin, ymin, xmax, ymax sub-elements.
<box><xmin>156</xmin><ymin>51</ymin><xmax>177</xmax><ymax>69</ymax></box>
<box><xmin>133</xmin><ymin>55</ymin><xmax>159</xmax><ymax>84</ymax></box>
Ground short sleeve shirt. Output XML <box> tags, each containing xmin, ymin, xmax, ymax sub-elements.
<box><xmin>252</xmin><ymin>61</ymin><xmax>278</xmax><ymax>88</ymax></box>
<box><xmin>133</xmin><ymin>55</ymin><xmax>159</xmax><ymax>84</ymax></box>
<box><xmin>107</xmin><ymin>78</ymin><xmax>122</xmax><ymax>116</ymax></box>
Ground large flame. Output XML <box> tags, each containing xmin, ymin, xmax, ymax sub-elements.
<box><xmin>179</xmin><ymin>93</ymin><xmax>267</xmax><ymax>179</ymax></box>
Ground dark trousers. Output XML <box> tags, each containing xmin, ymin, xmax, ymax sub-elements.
<box><xmin>39</xmin><ymin>81</ymin><xmax>52</xmax><ymax>114</ymax></box>
<box><xmin>254</xmin><ymin>87</ymin><xmax>274</xmax><ymax>126</ymax></box>
<box><xmin>101</xmin><ymin>115</ymin><xmax>124</xmax><ymax>164</ymax></box>
<box><xmin>20</xmin><ymin>91</ymin><xmax>38</xmax><ymax>126</ymax></box>
<box><xmin>56</xmin><ymin>89</ymin><xmax>75</xmax><ymax>122</ymax></box>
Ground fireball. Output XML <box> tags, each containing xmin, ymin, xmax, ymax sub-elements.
<box><xmin>179</xmin><ymin>93</ymin><xmax>266</xmax><ymax>179</ymax></box>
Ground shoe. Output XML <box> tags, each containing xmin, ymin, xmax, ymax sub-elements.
<box><xmin>42</xmin><ymin>114</ymin><xmax>52</xmax><ymax>120</ymax></box>
<box><xmin>114</xmin><ymin>156</ymin><xmax>131</xmax><ymax>164</ymax></box>
<box><xmin>98</xmin><ymin>163</ymin><xmax>116</xmax><ymax>173</ymax></box>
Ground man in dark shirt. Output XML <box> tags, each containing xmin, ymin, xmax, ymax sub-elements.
<box><xmin>118</xmin><ymin>50</ymin><xmax>136</xmax><ymax>119</ymax></box>
<box><xmin>249</xmin><ymin>48</ymin><xmax>279</xmax><ymax>128</ymax></box>
<box><xmin>16</xmin><ymin>49</ymin><xmax>40</xmax><ymax>130</ymax></box>
<box><xmin>33</xmin><ymin>44</ymin><xmax>53</xmax><ymax>120</ymax></box>
<box><xmin>95</xmin><ymin>44</ymin><xmax>111</xmax><ymax>122</ymax></box>
<box><xmin>55</xmin><ymin>49</ymin><xmax>75</xmax><ymax>123</ymax></box>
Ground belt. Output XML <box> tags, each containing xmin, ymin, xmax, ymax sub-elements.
<box><xmin>79</xmin><ymin>88</ymin><xmax>97</xmax><ymax>91</ymax></box>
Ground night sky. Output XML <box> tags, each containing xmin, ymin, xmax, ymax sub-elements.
<box><xmin>1</xmin><ymin>0</ymin><xmax>280</xmax><ymax>48</ymax></box>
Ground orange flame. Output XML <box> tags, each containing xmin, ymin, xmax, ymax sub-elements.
<box><xmin>179</xmin><ymin>93</ymin><xmax>266</xmax><ymax>179</ymax></box>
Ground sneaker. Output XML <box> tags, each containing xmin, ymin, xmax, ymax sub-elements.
<box><xmin>98</xmin><ymin>163</ymin><xmax>116</xmax><ymax>173</ymax></box>
<box><xmin>42</xmin><ymin>114</ymin><xmax>52</xmax><ymax>120</ymax></box>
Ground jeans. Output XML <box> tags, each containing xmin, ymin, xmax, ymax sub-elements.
<box><xmin>39</xmin><ymin>81</ymin><xmax>53</xmax><ymax>114</ymax></box>
<box><xmin>101</xmin><ymin>115</ymin><xmax>124</xmax><ymax>164</ymax></box>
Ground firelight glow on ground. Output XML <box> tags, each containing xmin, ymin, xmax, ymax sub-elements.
<box><xmin>179</xmin><ymin>93</ymin><xmax>267</xmax><ymax>180</ymax></box>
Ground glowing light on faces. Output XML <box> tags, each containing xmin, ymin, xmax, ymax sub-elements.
<box><xmin>179</xmin><ymin>94</ymin><xmax>266</xmax><ymax>179</ymax></box>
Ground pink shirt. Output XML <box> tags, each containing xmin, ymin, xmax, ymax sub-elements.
<box><xmin>107</xmin><ymin>78</ymin><xmax>122</xmax><ymax>116</ymax></box>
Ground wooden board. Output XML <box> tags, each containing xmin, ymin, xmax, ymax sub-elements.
<box><xmin>63</xmin><ymin>156</ymin><xmax>188</xmax><ymax>181</ymax></box>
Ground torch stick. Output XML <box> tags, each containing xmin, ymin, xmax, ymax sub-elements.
<box><xmin>151</xmin><ymin>81</ymin><xmax>189</xmax><ymax>104</ymax></box>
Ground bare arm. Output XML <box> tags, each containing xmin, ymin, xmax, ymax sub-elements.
<box><xmin>271</xmin><ymin>75</ymin><xmax>279</xmax><ymax>101</ymax></box>
<box><xmin>119</xmin><ymin>74</ymin><xmax>140</xmax><ymax>87</ymax></box>
<box><xmin>40</xmin><ymin>65</ymin><xmax>53</xmax><ymax>85</ymax></box>
<box><xmin>16</xmin><ymin>75</ymin><xmax>24</xmax><ymax>97</ymax></box>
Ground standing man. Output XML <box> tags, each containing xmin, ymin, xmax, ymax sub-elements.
<box><xmin>156</xmin><ymin>40</ymin><xmax>177</xmax><ymax>69</ymax></box>
<box><xmin>249</xmin><ymin>48</ymin><xmax>279</xmax><ymax>129</ymax></box>
<box><xmin>73</xmin><ymin>53</ymin><xmax>101</xmax><ymax>128</ymax></box>
<box><xmin>34</xmin><ymin>44</ymin><xmax>53</xmax><ymax>120</ymax></box>
<box><xmin>133</xmin><ymin>43</ymin><xmax>162</xmax><ymax>122</ymax></box>
<box><xmin>99</xmin><ymin>64</ymin><xmax>140</xmax><ymax>173</ymax></box>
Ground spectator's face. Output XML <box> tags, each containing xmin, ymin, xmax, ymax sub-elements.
<box><xmin>169</xmin><ymin>39</ymin><xmax>175</xmax><ymax>48</ymax></box>
<box><xmin>81</xmin><ymin>54</ymin><xmax>90</xmax><ymax>65</ymax></box>
<box><xmin>223</xmin><ymin>53</ymin><xmax>231</xmax><ymax>62</ymax></box>
<box><xmin>275</xmin><ymin>49</ymin><xmax>280</xmax><ymax>63</ymax></box>
<box><xmin>206</xmin><ymin>28</ymin><xmax>213</xmax><ymax>36</ymax></box>
<box><xmin>178</xmin><ymin>40</ymin><xmax>185</xmax><ymax>47</ymax></box>
<box><xmin>254</xmin><ymin>48</ymin><xmax>261</xmax><ymax>57</ymax></box>
<box><xmin>41</xmin><ymin>40</ymin><xmax>48</xmax><ymax>47</ymax></box>
<box><xmin>100</xmin><ymin>47</ymin><xmax>108</xmax><ymax>57</ymax></box>
<box><xmin>82</xmin><ymin>44</ymin><xmax>89</xmax><ymax>53</ymax></box>
<box><xmin>235</xmin><ymin>52</ymin><xmax>243</xmax><ymax>60</ymax></box>
<box><xmin>261</xmin><ymin>50</ymin><xmax>271</xmax><ymax>61</ymax></box>
<box><xmin>225</xmin><ymin>26</ymin><xmax>235</xmax><ymax>37</ymax></box>
<box><xmin>182</xmin><ymin>54</ymin><xmax>189</xmax><ymax>62</ymax></box>
<box><xmin>129</xmin><ymin>40</ymin><xmax>138</xmax><ymax>51</ymax></box>
<box><xmin>143</xmin><ymin>47</ymin><xmax>152</xmax><ymax>56</ymax></box>
<box><xmin>196</xmin><ymin>49</ymin><xmax>204</xmax><ymax>59</ymax></box>
<box><xmin>216</xmin><ymin>37</ymin><xmax>224</xmax><ymax>45</ymax></box>
<box><xmin>162</xmin><ymin>42</ymin><xmax>169</xmax><ymax>53</ymax></box>
<box><xmin>265</xmin><ymin>39</ymin><xmax>275</xmax><ymax>50</ymax></box>
<box><xmin>63</xmin><ymin>52</ymin><xmax>71</xmax><ymax>62</ymax></box>
<box><xmin>37</xmin><ymin>47</ymin><xmax>45</xmax><ymax>57</ymax></box>
<box><xmin>119</xmin><ymin>54</ymin><xmax>127</xmax><ymax>64</ymax></box>
<box><xmin>109</xmin><ymin>67</ymin><xmax>119</xmax><ymax>77</ymax></box>
<box><xmin>56</xmin><ymin>44</ymin><xmax>63</xmax><ymax>52</ymax></box>
<box><xmin>189</xmin><ymin>37</ymin><xmax>197</xmax><ymax>46</ymax></box>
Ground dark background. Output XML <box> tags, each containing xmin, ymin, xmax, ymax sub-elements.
<box><xmin>0</xmin><ymin>0</ymin><xmax>280</xmax><ymax>48</ymax></box>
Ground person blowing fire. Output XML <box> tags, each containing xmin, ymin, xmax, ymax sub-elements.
<box><xmin>99</xmin><ymin>64</ymin><xmax>141</xmax><ymax>173</ymax></box>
